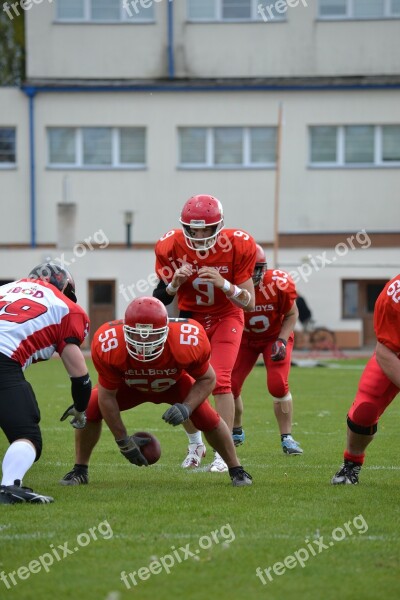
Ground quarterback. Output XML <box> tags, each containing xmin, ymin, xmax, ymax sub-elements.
<box><xmin>153</xmin><ymin>194</ymin><xmax>256</xmax><ymax>472</ymax></box>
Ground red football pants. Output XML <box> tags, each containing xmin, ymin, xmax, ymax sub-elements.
<box><xmin>86</xmin><ymin>374</ymin><xmax>220</xmax><ymax>432</ymax></box>
<box><xmin>348</xmin><ymin>353</ymin><xmax>400</xmax><ymax>427</ymax></box>
<box><xmin>231</xmin><ymin>335</ymin><xmax>294</xmax><ymax>399</ymax></box>
<box><xmin>193</xmin><ymin>312</ymin><xmax>244</xmax><ymax>396</ymax></box>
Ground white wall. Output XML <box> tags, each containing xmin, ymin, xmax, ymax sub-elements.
<box><xmin>26</xmin><ymin>88</ymin><xmax>400</xmax><ymax>244</ymax></box>
<box><xmin>26</xmin><ymin>3</ymin><xmax>167</xmax><ymax>79</ymax></box>
<box><xmin>25</xmin><ymin>2</ymin><xmax>400</xmax><ymax>80</ymax></box>
<box><xmin>0</xmin><ymin>89</ymin><xmax>30</xmax><ymax>243</ymax></box>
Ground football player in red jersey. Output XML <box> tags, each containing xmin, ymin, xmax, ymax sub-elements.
<box><xmin>60</xmin><ymin>297</ymin><xmax>252</xmax><ymax>487</ymax></box>
<box><xmin>231</xmin><ymin>245</ymin><xmax>303</xmax><ymax>455</ymax></box>
<box><xmin>153</xmin><ymin>195</ymin><xmax>256</xmax><ymax>473</ymax></box>
<box><xmin>332</xmin><ymin>274</ymin><xmax>400</xmax><ymax>485</ymax></box>
<box><xmin>0</xmin><ymin>263</ymin><xmax>91</xmax><ymax>505</ymax></box>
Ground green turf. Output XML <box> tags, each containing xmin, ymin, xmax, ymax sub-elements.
<box><xmin>1</xmin><ymin>358</ymin><xmax>399</xmax><ymax>600</ymax></box>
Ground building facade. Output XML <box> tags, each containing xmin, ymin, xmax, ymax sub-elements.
<box><xmin>1</xmin><ymin>0</ymin><xmax>400</xmax><ymax>346</ymax></box>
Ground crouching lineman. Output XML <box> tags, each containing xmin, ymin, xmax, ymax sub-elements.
<box><xmin>0</xmin><ymin>263</ymin><xmax>91</xmax><ymax>505</ymax></box>
<box><xmin>60</xmin><ymin>297</ymin><xmax>252</xmax><ymax>487</ymax></box>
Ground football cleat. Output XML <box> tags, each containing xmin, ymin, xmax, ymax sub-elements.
<box><xmin>181</xmin><ymin>443</ymin><xmax>206</xmax><ymax>469</ymax></box>
<box><xmin>209</xmin><ymin>452</ymin><xmax>228</xmax><ymax>473</ymax></box>
<box><xmin>59</xmin><ymin>466</ymin><xmax>89</xmax><ymax>486</ymax></box>
<box><xmin>232</xmin><ymin>428</ymin><xmax>245</xmax><ymax>447</ymax></box>
<box><xmin>230</xmin><ymin>468</ymin><xmax>253</xmax><ymax>487</ymax></box>
<box><xmin>331</xmin><ymin>461</ymin><xmax>361</xmax><ymax>485</ymax></box>
<box><xmin>0</xmin><ymin>480</ymin><xmax>54</xmax><ymax>504</ymax></box>
<box><xmin>281</xmin><ymin>436</ymin><xmax>303</xmax><ymax>455</ymax></box>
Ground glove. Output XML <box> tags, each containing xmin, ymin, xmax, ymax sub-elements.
<box><xmin>116</xmin><ymin>435</ymin><xmax>151</xmax><ymax>467</ymax></box>
<box><xmin>60</xmin><ymin>405</ymin><xmax>87</xmax><ymax>429</ymax></box>
<box><xmin>162</xmin><ymin>403</ymin><xmax>192</xmax><ymax>426</ymax></box>
<box><xmin>271</xmin><ymin>338</ymin><xmax>287</xmax><ymax>362</ymax></box>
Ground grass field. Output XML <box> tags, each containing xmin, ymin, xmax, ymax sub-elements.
<box><xmin>1</xmin><ymin>357</ymin><xmax>399</xmax><ymax>600</ymax></box>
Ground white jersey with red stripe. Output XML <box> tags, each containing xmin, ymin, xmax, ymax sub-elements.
<box><xmin>0</xmin><ymin>279</ymin><xmax>89</xmax><ymax>370</ymax></box>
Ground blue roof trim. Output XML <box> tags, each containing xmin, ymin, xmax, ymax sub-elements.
<box><xmin>21</xmin><ymin>83</ymin><xmax>400</xmax><ymax>93</ymax></box>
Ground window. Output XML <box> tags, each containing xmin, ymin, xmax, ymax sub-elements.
<box><xmin>343</xmin><ymin>281</ymin><xmax>359</xmax><ymax>317</ymax></box>
<box><xmin>344</xmin><ymin>126</ymin><xmax>374</xmax><ymax>164</ymax></box>
<box><xmin>56</xmin><ymin>0</ymin><xmax>155</xmax><ymax>22</ymax></box>
<box><xmin>48</xmin><ymin>127</ymin><xmax>146</xmax><ymax>168</ymax></box>
<box><xmin>310</xmin><ymin>127</ymin><xmax>337</xmax><ymax>163</ymax></box>
<box><xmin>179</xmin><ymin>127</ymin><xmax>277</xmax><ymax>168</ymax></box>
<box><xmin>382</xmin><ymin>125</ymin><xmax>400</xmax><ymax>161</ymax></box>
<box><xmin>319</xmin><ymin>0</ymin><xmax>400</xmax><ymax>18</ymax></box>
<box><xmin>187</xmin><ymin>0</ymin><xmax>285</xmax><ymax>21</ymax></box>
<box><xmin>309</xmin><ymin>125</ymin><xmax>400</xmax><ymax>167</ymax></box>
<box><xmin>0</xmin><ymin>128</ymin><xmax>16</xmax><ymax>166</ymax></box>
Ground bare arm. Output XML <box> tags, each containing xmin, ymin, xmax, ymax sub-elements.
<box><xmin>97</xmin><ymin>383</ymin><xmax>127</xmax><ymax>440</ymax></box>
<box><xmin>60</xmin><ymin>343</ymin><xmax>89</xmax><ymax>377</ymax></box>
<box><xmin>183</xmin><ymin>365</ymin><xmax>216</xmax><ymax>413</ymax></box>
<box><xmin>375</xmin><ymin>341</ymin><xmax>400</xmax><ymax>388</ymax></box>
<box><xmin>278</xmin><ymin>301</ymin><xmax>299</xmax><ymax>342</ymax></box>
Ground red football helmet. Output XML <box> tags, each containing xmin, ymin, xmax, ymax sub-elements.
<box><xmin>28</xmin><ymin>262</ymin><xmax>77</xmax><ymax>302</ymax></box>
<box><xmin>123</xmin><ymin>297</ymin><xmax>169</xmax><ymax>361</ymax></box>
<box><xmin>179</xmin><ymin>194</ymin><xmax>224</xmax><ymax>250</ymax></box>
<box><xmin>253</xmin><ymin>244</ymin><xmax>267</xmax><ymax>285</ymax></box>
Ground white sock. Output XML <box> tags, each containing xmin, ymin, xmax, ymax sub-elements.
<box><xmin>1</xmin><ymin>440</ymin><xmax>36</xmax><ymax>486</ymax></box>
<box><xmin>186</xmin><ymin>431</ymin><xmax>203</xmax><ymax>446</ymax></box>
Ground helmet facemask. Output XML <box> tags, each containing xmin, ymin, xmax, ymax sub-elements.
<box><xmin>253</xmin><ymin>263</ymin><xmax>267</xmax><ymax>286</ymax></box>
<box><xmin>123</xmin><ymin>322</ymin><xmax>169</xmax><ymax>362</ymax></box>
<box><xmin>180</xmin><ymin>221</ymin><xmax>224</xmax><ymax>251</ymax></box>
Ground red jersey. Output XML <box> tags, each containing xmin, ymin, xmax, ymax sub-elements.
<box><xmin>374</xmin><ymin>274</ymin><xmax>400</xmax><ymax>354</ymax></box>
<box><xmin>242</xmin><ymin>269</ymin><xmax>297</xmax><ymax>342</ymax></box>
<box><xmin>0</xmin><ymin>278</ymin><xmax>89</xmax><ymax>369</ymax></box>
<box><xmin>155</xmin><ymin>228</ymin><xmax>256</xmax><ymax>318</ymax></box>
<box><xmin>91</xmin><ymin>318</ymin><xmax>211</xmax><ymax>393</ymax></box>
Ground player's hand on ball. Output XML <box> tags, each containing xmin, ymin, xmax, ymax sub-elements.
<box><xmin>271</xmin><ymin>338</ymin><xmax>287</xmax><ymax>361</ymax></box>
<box><xmin>162</xmin><ymin>403</ymin><xmax>192</xmax><ymax>426</ymax></box>
<box><xmin>116</xmin><ymin>435</ymin><xmax>151</xmax><ymax>466</ymax></box>
<box><xmin>60</xmin><ymin>405</ymin><xmax>87</xmax><ymax>429</ymax></box>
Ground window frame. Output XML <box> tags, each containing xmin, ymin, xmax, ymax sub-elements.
<box><xmin>318</xmin><ymin>0</ymin><xmax>400</xmax><ymax>20</ymax></box>
<box><xmin>55</xmin><ymin>0</ymin><xmax>156</xmax><ymax>24</ymax></box>
<box><xmin>186</xmin><ymin>0</ymin><xmax>287</xmax><ymax>22</ymax></box>
<box><xmin>0</xmin><ymin>127</ymin><xmax>17</xmax><ymax>169</ymax></box>
<box><xmin>178</xmin><ymin>126</ymin><xmax>277</xmax><ymax>169</ymax></box>
<box><xmin>309</xmin><ymin>125</ymin><xmax>400</xmax><ymax>168</ymax></box>
<box><xmin>47</xmin><ymin>126</ymin><xmax>146</xmax><ymax>170</ymax></box>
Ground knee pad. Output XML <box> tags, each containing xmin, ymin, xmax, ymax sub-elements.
<box><xmin>273</xmin><ymin>392</ymin><xmax>292</xmax><ymax>414</ymax></box>
<box><xmin>348</xmin><ymin>399</ymin><xmax>380</xmax><ymax>431</ymax></box>
<box><xmin>347</xmin><ymin>415</ymin><xmax>377</xmax><ymax>436</ymax></box>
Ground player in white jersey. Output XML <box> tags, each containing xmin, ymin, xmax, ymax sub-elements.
<box><xmin>0</xmin><ymin>262</ymin><xmax>91</xmax><ymax>505</ymax></box>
